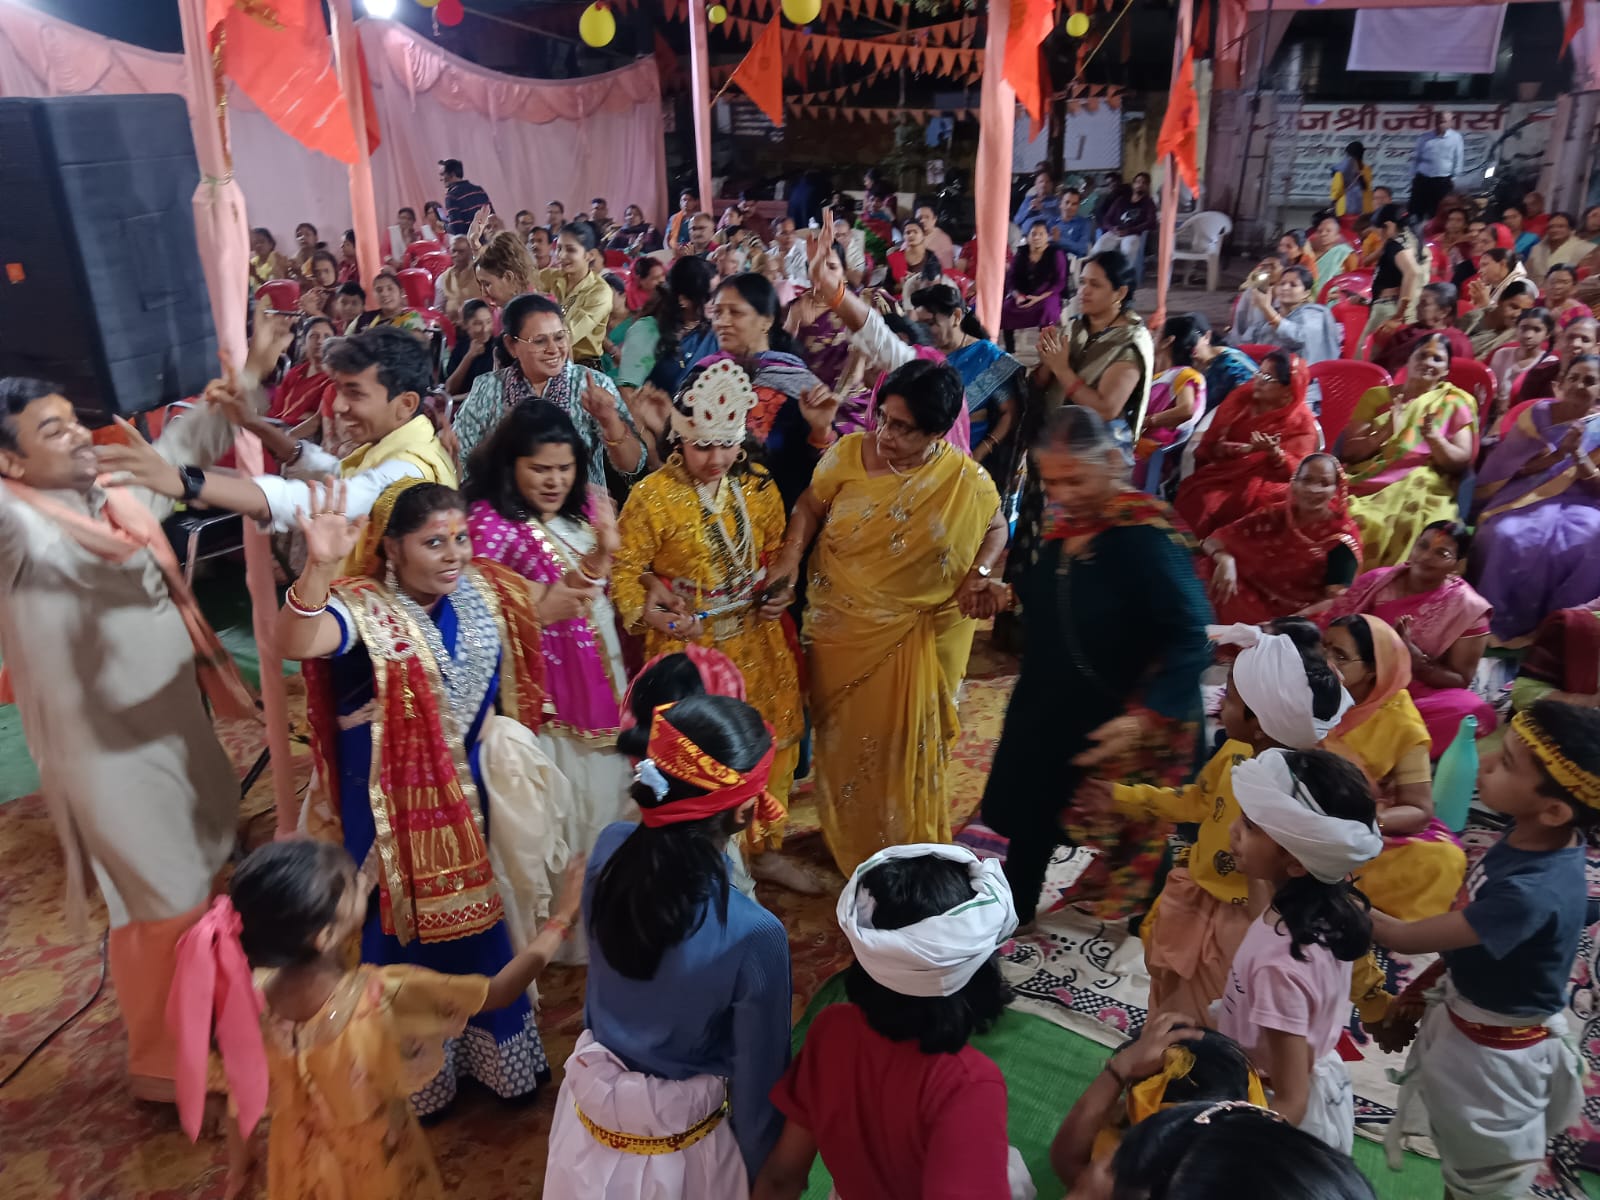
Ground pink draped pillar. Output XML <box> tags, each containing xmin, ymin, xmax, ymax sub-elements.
<box><xmin>176</xmin><ymin>0</ymin><xmax>297</xmax><ymax>837</ymax></box>
<box><xmin>687</xmin><ymin>0</ymin><xmax>715</xmax><ymax>213</ymax></box>
<box><xmin>974</xmin><ymin>0</ymin><xmax>1014</xmax><ymax>335</ymax></box>
<box><xmin>1153</xmin><ymin>0</ymin><xmax>1194</xmax><ymax>331</ymax></box>
<box><xmin>329</xmin><ymin>0</ymin><xmax>381</xmax><ymax>291</ymax></box>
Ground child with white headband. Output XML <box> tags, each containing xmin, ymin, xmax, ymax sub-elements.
<box><xmin>1077</xmin><ymin>618</ymin><xmax>1352</xmax><ymax>1022</ymax></box>
<box><xmin>752</xmin><ymin>845</ymin><xmax>1035</xmax><ymax>1200</ymax></box>
<box><xmin>1214</xmin><ymin>748</ymin><xmax>1383</xmax><ymax>1152</ymax></box>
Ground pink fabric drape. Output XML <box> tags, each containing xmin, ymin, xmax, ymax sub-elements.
<box><xmin>177</xmin><ymin>0</ymin><xmax>297</xmax><ymax>837</ymax></box>
<box><xmin>329</xmin><ymin>0</ymin><xmax>381</xmax><ymax>292</ymax></box>
<box><xmin>973</xmin><ymin>0</ymin><xmax>1015</xmax><ymax>336</ymax></box>
<box><xmin>687</xmin><ymin>0</ymin><xmax>715</xmax><ymax>215</ymax></box>
<box><xmin>0</xmin><ymin>5</ymin><xmax>668</xmax><ymax>233</ymax></box>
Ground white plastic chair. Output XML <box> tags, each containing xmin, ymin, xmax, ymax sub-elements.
<box><xmin>1170</xmin><ymin>211</ymin><xmax>1233</xmax><ymax>291</ymax></box>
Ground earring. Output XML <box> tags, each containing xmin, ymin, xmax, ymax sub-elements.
<box><xmin>735</xmin><ymin>448</ymin><xmax>748</xmax><ymax>464</ymax></box>
<box><xmin>383</xmin><ymin>561</ymin><xmax>399</xmax><ymax>593</ymax></box>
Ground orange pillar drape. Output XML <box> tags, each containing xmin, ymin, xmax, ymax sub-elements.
<box><xmin>175</xmin><ymin>0</ymin><xmax>297</xmax><ymax>838</ymax></box>
<box><xmin>688</xmin><ymin>0</ymin><xmax>715</xmax><ymax>211</ymax></box>
<box><xmin>328</xmin><ymin>0</ymin><xmax>381</xmax><ymax>293</ymax></box>
<box><xmin>974</xmin><ymin>0</ymin><xmax>1015</xmax><ymax>335</ymax></box>
<box><xmin>1153</xmin><ymin>0</ymin><xmax>1195</xmax><ymax>331</ymax></box>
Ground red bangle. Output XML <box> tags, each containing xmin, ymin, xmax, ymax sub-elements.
<box><xmin>545</xmin><ymin>916</ymin><xmax>572</xmax><ymax>940</ymax></box>
<box><xmin>824</xmin><ymin>280</ymin><xmax>847</xmax><ymax>311</ymax></box>
<box><xmin>1065</xmin><ymin>378</ymin><xmax>1087</xmax><ymax>399</ymax></box>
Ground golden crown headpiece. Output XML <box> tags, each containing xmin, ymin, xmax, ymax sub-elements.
<box><xmin>672</xmin><ymin>359</ymin><xmax>757</xmax><ymax>447</ymax></box>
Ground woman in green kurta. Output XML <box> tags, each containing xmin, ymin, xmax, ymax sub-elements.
<box><xmin>982</xmin><ymin>407</ymin><xmax>1213</xmax><ymax>926</ymax></box>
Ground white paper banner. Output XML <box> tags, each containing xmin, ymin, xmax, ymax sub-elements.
<box><xmin>1348</xmin><ymin>6</ymin><xmax>1507</xmax><ymax>75</ymax></box>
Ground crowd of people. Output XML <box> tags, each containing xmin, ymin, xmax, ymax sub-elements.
<box><xmin>3</xmin><ymin>151</ymin><xmax>1600</xmax><ymax>1200</ymax></box>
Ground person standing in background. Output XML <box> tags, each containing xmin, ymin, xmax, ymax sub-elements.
<box><xmin>1330</xmin><ymin>142</ymin><xmax>1373</xmax><ymax>226</ymax></box>
<box><xmin>439</xmin><ymin>157</ymin><xmax>492</xmax><ymax>236</ymax></box>
<box><xmin>1408</xmin><ymin>114</ymin><xmax>1464</xmax><ymax>222</ymax></box>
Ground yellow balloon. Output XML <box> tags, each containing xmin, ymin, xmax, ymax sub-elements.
<box><xmin>708</xmin><ymin>3</ymin><xmax>728</xmax><ymax>23</ymax></box>
<box><xmin>1065</xmin><ymin>11</ymin><xmax>1089</xmax><ymax>36</ymax></box>
<box><xmin>782</xmin><ymin>0</ymin><xmax>822</xmax><ymax>24</ymax></box>
<box><xmin>579</xmin><ymin>2</ymin><xmax>616</xmax><ymax>47</ymax></box>
<box><xmin>418</xmin><ymin>0</ymin><xmax>442</xmax><ymax>7</ymax></box>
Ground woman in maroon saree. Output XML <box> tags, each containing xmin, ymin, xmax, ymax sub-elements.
<box><xmin>1173</xmin><ymin>350</ymin><xmax>1321</xmax><ymax>538</ymax></box>
<box><xmin>1513</xmin><ymin>595</ymin><xmax>1600</xmax><ymax>711</ymax></box>
<box><xmin>1198</xmin><ymin>452</ymin><xmax>1362</xmax><ymax>625</ymax></box>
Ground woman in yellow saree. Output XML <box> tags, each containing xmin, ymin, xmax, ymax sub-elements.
<box><xmin>1340</xmin><ymin>333</ymin><xmax>1477</xmax><ymax>566</ymax></box>
<box><xmin>768</xmin><ymin>358</ymin><xmax>1007</xmax><ymax>874</ymax></box>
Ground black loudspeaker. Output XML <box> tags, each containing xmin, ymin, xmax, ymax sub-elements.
<box><xmin>0</xmin><ymin>94</ymin><xmax>218</xmax><ymax>418</ymax></box>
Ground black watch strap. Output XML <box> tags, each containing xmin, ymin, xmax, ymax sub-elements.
<box><xmin>178</xmin><ymin>466</ymin><xmax>206</xmax><ymax>502</ymax></box>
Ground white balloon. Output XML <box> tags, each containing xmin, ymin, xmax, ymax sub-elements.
<box><xmin>363</xmin><ymin>0</ymin><xmax>398</xmax><ymax>17</ymax></box>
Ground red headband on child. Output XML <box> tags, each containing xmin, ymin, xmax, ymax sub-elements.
<box><xmin>637</xmin><ymin>707</ymin><xmax>783</xmax><ymax>829</ymax></box>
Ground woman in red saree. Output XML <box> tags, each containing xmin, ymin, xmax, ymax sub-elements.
<box><xmin>1173</xmin><ymin>350</ymin><xmax>1320</xmax><ymax>538</ymax></box>
<box><xmin>265</xmin><ymin>316</ymin><xmax>336</xmax><ymax>426</ymax></box>
<box><xmin>1198</xmin><ymin>452</ymin><xmax>1363</xmax><ymax>625</ymax></box>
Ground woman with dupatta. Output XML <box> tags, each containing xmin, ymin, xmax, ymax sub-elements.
<box><xmin>1173</xmin><ymin>350</ymin><xmax>1320</xmax><ymax>539</ymax></box>
<box><xmin>275</xmin><ymin>479</ymin><xmax>557</xmax><ymax>1116</ymax></box>
<box><xmin>1323</xmin><ymin>614</ymin><xmax>1465</xmax><ymax>921</ymax></box>
<box><xmin>1319</xmin><ymin>520</ymin><xmax>1496</xmax><ymax>756</ymax></box>
<box><xmin>1199</xmin><ymin>452</ymin><xmax>1362</xmax><ymax>625</ymax></box>
<box><xmin>1469</xmin><ymin>355</ymin><xmax>1600</xmax><ymax>640</ymax></box>
<box><xmin>1341</xmin><ymin>334</ymin><xmax>1478</xmax><ymax>567</ymax></box>
<box><xmin>465</xmin><ymin>403</ymin><xmax>632</xmax><ymax>876</ymax></box>
<box><xmin>612</xmin><ymin>361</ymin><xmax>813</xmax><ymax>892</ymax></box>
<box><xmin>982</xmin><ymin>407</ymin><xmax>1213</xmax><ymax>926</ymax></box>
<box><xmin>767</xmin><ymin>358</ymin><xmax>1006</xmax><ymax>875</ymax></box>
<box><xmin>702</xmin><ymin>272</ymin><xmax>833</xmax><ymax>512</ymax></box>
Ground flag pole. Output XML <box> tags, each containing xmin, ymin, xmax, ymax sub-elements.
<box><xmin>688</xmin><ymin>0</ymin><xmax>716</xmax><ymax>216</ymax></box>
<box><xmin>1153</xmin><ymin>0</ymin><xmax>1194</xmax><ymax>333</ymax></box>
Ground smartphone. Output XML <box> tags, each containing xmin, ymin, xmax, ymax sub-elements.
<box><xmin>761</xmin><ymin>574</ymin><xmax>792</xmax><ymax>605</ymax></box>
<box><xmin>264</xmin><ymin>308</ymin><xmax>301</xmax><ymax>318</ymax></box>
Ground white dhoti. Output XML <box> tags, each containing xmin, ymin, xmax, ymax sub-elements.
<box><xmin>1300</xmin><ymin>1051</ymin><xmax>1355</xmax><ymax>1153</ymax></box>
<box><xmin>544</xmin><ymin>1032</ymin><xmax>750</xmax><ymax>1200</ymax></box>
<box><xmin>1385</xmin><ymin>982</ymin><xmax>1583</xmax><ymax>1200</ymax></box>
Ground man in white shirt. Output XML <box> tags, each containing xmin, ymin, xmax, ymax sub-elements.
<box><xmin>96</xmin><ymin>325</ymin><xmax>456</xmax><ymax>543</ymax></box>
<box><xmin>1409</xmin><ymin>112</ymin><xmax>1465</xmax><ymax>221</ymax></box>
<box><xmin>915</xmin><ymin>203</ymin><xmax>956</xmax><ymax>269</ymax></box>
<box><xmin>770</xmin><ymin>218</ymin><xmax>811</xmax><ymax>285</ymax></box>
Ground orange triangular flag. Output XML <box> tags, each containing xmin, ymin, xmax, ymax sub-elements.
<box><xmin>1156</xmin><ymin>44</ymin><xmax>1199</xmax><ymax>194</ymax></box>
<box><xmin>731</xmin><ymin>13</ymin><xmax>785</xmax><ymax>126</ymax></box>
<box><xmin>1562</xmin><ymin>0</ymin><xmax>1585</xmax><ymax>57</ymax></box>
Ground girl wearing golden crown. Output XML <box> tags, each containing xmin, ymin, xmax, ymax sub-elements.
<box><xmin>613</xmin><ymin>359</ymin><xmax>813</xmax><ymax>892</ymax></box>
<box><xmin>273</xmin><ymin>477</ymin><xmax>570</xmax><ymax>1115</ymax></box>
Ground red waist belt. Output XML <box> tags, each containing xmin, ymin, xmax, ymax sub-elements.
<box><xmin>1447</xmin><ymin>1008</ymin><xmax>1552</xmax><ymax>1050</ymax></box>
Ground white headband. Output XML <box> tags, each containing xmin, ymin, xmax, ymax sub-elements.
<box><xmin>837</xmin><ymin>844</ymin><xmax>1018</xmax><ymax>998</ymax></box>
<box><xmin>1209</xmin><ymin>624</ymin><xmax>1352</xmax><ymax>750</ymax></box>
<box><xmin>1232</xmin><ymin>750</ymin><xmax>1383</xmax><ymax>883</ymax></box>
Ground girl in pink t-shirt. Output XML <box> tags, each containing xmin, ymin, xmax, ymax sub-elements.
<box><xmin>1215</xmin><ymin>749</ymin><xmax>1384</xmax><ymax>1152</ymax></box>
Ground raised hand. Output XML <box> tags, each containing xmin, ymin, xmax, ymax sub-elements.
<box><xmin>808</xmin><ymin>208</ymin><xmax>845</xmax><ymax>295</ymax></box>
<box><xmin>94</xmin><ymin>417</ymin><xmax>183</xmax><ymax>497</ymax></box>
<box><xmin>1071</xmin><ymin>713</ymin><xmax>1144</xmax><ymax>769</ymax></box>
<box><xmin>799</xmin><ymin>383</ymin><xmax>840</xmax><ymax>434</ymax></box>
<box><xmin>1108</xmin><ymin>1011</ymin><xmax>1206</xmax><ymax>1081</ymax></box>
<box><xmin>294</xmin><ymin>479</ymin><xmax>366</xmax><ymax>569</ymax></box>
<box><xmin>248</xmin><ymin>310</ymin><xmax>296</xmax><ymax>376</ymax></box>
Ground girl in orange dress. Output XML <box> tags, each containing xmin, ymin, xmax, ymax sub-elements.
<box><xmin>169</xmin><ymin>840</ymin><xmax>581</xmax><ymax>1199</ymax></box>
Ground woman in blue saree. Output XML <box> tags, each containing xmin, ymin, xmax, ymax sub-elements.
<box><xmin>1470</xmin><ymin>354</ymin><xmax>1600</xmax><ymax>640</ymax></box>
<box><xmin>279</xmin><ymin>480</ymin><xmax>561</xmax><ymax>1116</ymax></box>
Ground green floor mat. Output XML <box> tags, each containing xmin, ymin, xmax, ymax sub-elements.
<box><xmin>791</xmin><ymin>974</ymin><xmax>1447</xmax><ymax>1200</ymax></box>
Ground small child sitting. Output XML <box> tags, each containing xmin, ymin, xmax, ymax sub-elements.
<box><xmin>1371</xmin><ymin>699</ymin><xmax>1599</xmax><ymax>1200</ymax></box>
<box><xmin>168</xmin><ymin>839</ymin><xmax>582</xmax><ymax>1199</ymax></box>
<box><xmin>1214</xmin><ymin>748</ymin><xmax>1383</xmax><ymax>1152</ymax></box>
<box><xmin>1048</xmin><ymin>1012</ymin><xmax>1265</xmax><ymax>1192</ymax></box>
<box><xmin>751</xmin><ymin>845</ymin><xmax>1033</xmax><ymax>1200</ymax></box>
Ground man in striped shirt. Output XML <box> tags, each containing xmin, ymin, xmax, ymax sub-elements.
<box><xmin>438</xmin><ymin>157</ymin><xmax>491</xmax><ymax>236</ymax></box>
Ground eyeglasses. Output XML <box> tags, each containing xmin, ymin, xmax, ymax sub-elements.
<box><xmin>1327</xmin><ymin>647</ymin><xmax>1361</xmax><ymax>667</ymax></box>
<box><xmin>1255</xmin><ymin>371</ymin><xmax>1286</xmax><ymax>385</ymax></box>
<box><xmin>875</xmin><ymin>413</ymin><xmax>926</xmax><ymax>439</ymax></box>
<box><xmin>510</xmin><ymin>332</ymin><xmax>568</xmax><ymax>350</ymax></box>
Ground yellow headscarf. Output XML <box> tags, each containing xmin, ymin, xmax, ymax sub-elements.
<box><xmin>1089</xmin><ymin>1045</ymin><xmax>1270</xmax><ymax>1162</ymax></box>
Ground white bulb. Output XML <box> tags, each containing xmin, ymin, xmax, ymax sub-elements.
<box><xmin>364</xmin><ymin>0</ymin><xmax>398</xmax><ymax>16</ymax></box>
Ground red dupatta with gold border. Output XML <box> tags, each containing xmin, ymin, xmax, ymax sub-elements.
<box><xmin>303</xmin><ymin>559</ymin><xmax>545</xmax><ymax>945</ymax></box>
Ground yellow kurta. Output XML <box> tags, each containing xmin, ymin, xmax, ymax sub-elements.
<box><xmin>537</xmin><ymin>267</ymin><xmax>613</xmax><ymax>363</ymax></box>
<box><xmin>1116</xmin><ymin>739</ymin><xmax>1255</xmax><ymax>1021</ymax></box>
<box><xmin>259</xmin><ymin>965</ymin><xmax>488</xmax><ymax>1200</ymax></box>
<box><xmin>803</xmin><ymin>435</ymin><xmax>999</xmax><ymax>873</ymax></box>
<box><xmin>1333</xmin><ymin>691</ymin><xmax>1466</xmax><ymax>921</ymax></box>
<box><xmin>613</xmin><ymin>460</ymin><xmax>803</xmax><ymax>848</ymax></box>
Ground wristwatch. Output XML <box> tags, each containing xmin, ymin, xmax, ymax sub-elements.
<box><xmin>178</xmin><ymin>466</ymin><xmax>206</xmax><ymax>502</ymax></box>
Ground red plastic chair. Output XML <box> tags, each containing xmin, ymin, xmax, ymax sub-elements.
<box><xmin>603</xmin><ymin>249</ymin><xmax>627</xmax><ymax>268</ymax></box>
<box><xmin>254</xmin><ymin>279</ymin><xmax>300</xmax><ymax>310</ymax></box>
<box><xmin>1497</xmin><ymin>397</ymin><xmax>1539</xmax><ymax>438</ymax></box>
<box><xmin>1447</xmin><ymin>358</ymin><xmax>1496</xmax><ymax>410</ymax></box>
<box><xmin>396</xmin><ymin>268</ymin><xmax>435</xmax><ymax>311</ymax></box>
<box><xmin>1236</xmin><ymin>343</ymin><xmax>1279</xmax><ymax>363</ymax></box>
<box><xmin>943</xmin><ymin>270</ymin><xmax>975</xmax><ymax>302</ymax></box>
<box><xmin>1318</xmin><ymin>269</ymin><xmax>1373</xmax><ymax>304</ymax></box>
<box><xmin>1308</xmin><ymin>359</ymin><xmax>1391</xmax><ymax>448</ymax></box>
<box><xmin>415</xmin><ymin>251</ymin><xmax>452</xmax><ymax>279</ymax></box>
<box><xmin>417</xmin><ymin>307</ymin><xmax>456</xmax><ymax>350</ymax></box>
<box><xmin>1330</xmin><ymin>302</ymin><xmax>1370</xmax><ymax>358</ymax></box>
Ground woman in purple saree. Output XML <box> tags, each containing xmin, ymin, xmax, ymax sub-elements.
<box><xmin>1469</xmin><ymin>354</ymin><xmax>1600</xmax><ymax>640</ymax></box>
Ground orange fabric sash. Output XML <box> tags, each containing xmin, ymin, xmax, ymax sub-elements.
<box><xmin>303</xmin><ymin>560</ymin><xmax>546</xmax><ymax>945</ymax></box>
<box><xmin>1447</xmin><ymin>1009</ymin><xmax>1551</xmax><ymax>1050</ymax></box>
<box><xmin>0</xmin><ymin>481</ymin><xmax>255</xmax><ymax>720</ymax></box>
